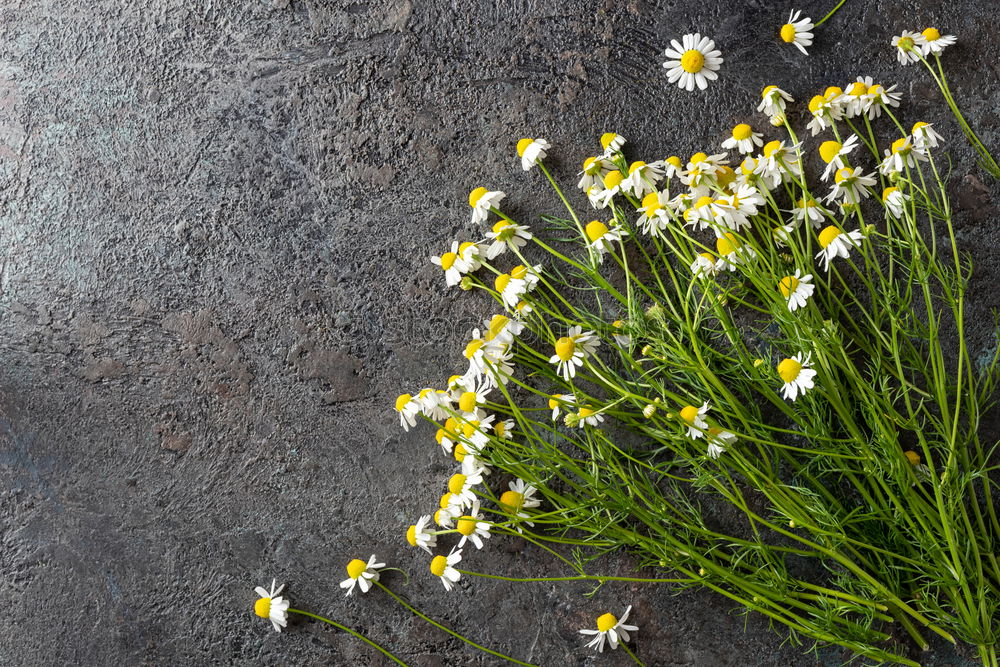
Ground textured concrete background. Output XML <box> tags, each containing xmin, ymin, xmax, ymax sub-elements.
<box><xmin>1</xmin><ymin>0</ymin><xmax>997</xmax><ymax>665</ymax></box>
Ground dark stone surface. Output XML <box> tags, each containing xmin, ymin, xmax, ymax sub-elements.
<box><xmin>0</xmin><ymin>0</ymin><xmax>996</xmax><ymax>665</ymax></box>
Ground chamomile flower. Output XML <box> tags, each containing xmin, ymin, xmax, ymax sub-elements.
<box><xmin>436</xmin><ymin>416</ymin><xmax>462</xmax><ymax>454</ymax></box>
<box><xmin>549</xmin><ymin>394</ymin><xmax>574</xmax><ymax>420</ymax></box>
<box><xmin>758</xmin><ymin>85</ymin><xmax>794</xmax><ymax>117</ymax></box>
<box><xmin>579</xmin><ymin>606</ymin><xmax>638</xmax><ymax>653</ymax></box>
<box><xmin>448</xmin><ymin>470</ymin><xmax>484</xmax><ymax>509</ymax></box>
<box><xmin>816</xmin><ymin>225</ymin><xmax>864</xmax><ymax>270</ymax></box>
<box><xmin>485</xmin><ymin>219</ymin><xmax>532</xmax><ymax>259</ymax></box>
<box><xmin>600</xmin><ymin>132</ymin><xmax>626</xmax><ymax>157</ymax></box>
<box><xmin>436</xmin><ymin>491</ymin><xmax>463</xmax><ymax>527</ymax></box>
<box><xmin>690</xmin><ymin>252</ymin><xmax>721</xmax><ymax>279</ymax></box>
<box><xmin>777</xmin><ymin>352</ymin><xmax>817</xmax><ymax>401</ymax></box>
<box><xmin>622</xmin><ymin>160</ymin><xmax>665</xmax><ymax>197</ymax></box>
<box><xmin>431</xmin><ymin>241</ymin><xmax>473</xmax><ymax>287</ymax></box>
<box><xmin>340</xmin><ymin>555</ymin><xmax>385</xmax><ymax>595</ymax></box>
<box><xmin>663</xmin><ymin>33</ymin><xmax>723</xmax><ymax>91</ymax></box>
<box><xmin>864</xmin><ymin>83</ymin><xmax>902</xmax><ymax>119</ymax></box>
<box><xmin>406</xmin><ymin>515</ymin><xmax>437</xmax><ymax>554</ymax></box>
<box><xmin>253</xmin><ymin>580</ymin><xmax>290</xmax><ymax>632</ymax></box>
<box><xmin>500</xmin><ymin>478</ymin><xmax>540</xmax><ymax>527</ymax></box>
<box><xmin>840</xmin><ymin>79</ymin><xmax>870</xmax><ymax>118</ymax></box>
<box><xmin>818</xmin><ymin>135</ymin><xmax>859</xmax><ymax>180</ymax></box>
<box><xmin>758</xmin><ymin>140</ymin><xmax>802</xmax><ymax>182</ymax></box>
<box><xmin>655</xmin><ymin>155</ymin><xmax>685</xmax><ymax>179</ymax></box>
<box><xmin>682</xmin><ymin>151</ymin><xmax>729</xmax><ymax>189</ymax></box>
<box><xmin>417</xmin><ymin>388</ymin><xmax>451</xmax><ymax>421</ymax></box>
<box><xmin>778</xmin><ymin>270</ymin><xmax>815</xmax><ymax>312</ymax></box>
<box><xmin>493</xmin><ymin>270</ymin><xmax>527</xmax><ymax>309</ymax></box>
<box><xmin>395</xmin><ymin>393</ymin><xmax>420</xmax><ymax>430</ymax></box>
<box><xmin>680</xmin><ymin>402</ymin><xmax>710</xmax><ymax>439</ymax></box>
<box><xmin>683</xmin><ymin>195</ymin><xmax>723</xmax><ymax>233</ymax></box>
<box><xmin>493</xmin><ymin>417</ymin><xmax>515</xmax><ymax>440</ymax></box>
<box><xmin>722</xmin><ymin>123</ymin><xmax>764</xmax><ymax>154</ymax></box>
<box><xmin>879</xmin><ymin>137</ymin><xmax>927</xmax><ymax>175</ymax></box>
<box><xmin>611</xmin><ymin>320</ymin><xmax>631</xmax><ymax>347</ymax></box>
<box><xmin>484</xmin><ymin>313</ymin><xmax>524</xmax><ymax>346</ymax></box>
<box><xmin>920</xmin><ymin>27</ymin><xmax>956</xmax><ymax>56</ymax></box>
<box><xmin>715</xmin><ymin>232</ymin><xmax>755</xmax><ymax>271</ymax></box>
<box><xmin>827</xmin><ymin>167</ymin><xmax>876</xmax><ymax>204</ymax></box>
<box><xmin>516</xmin><ymin>138</ymin><xmax>551</xmax><ymax>171</ymax></box>
<box><xmin>455</xmin><ymin>500</ymin><xmax>492</xmax><ymax>549</ymax></box>
<box><xmin>429</xmin><ymin>549</ymin><xmax>463</xmax><ymax>591</ymax></box>
<box><xmin>595</xmin><ymin>170</ymin><xmax>626</xmax><ymax>207</ymax></box>
<box><xmin>723</xmin><ymin>182</ymin><xmax>764</xmax><ymax>218</ymax></box>
<box><xmin>578</xmin><ymin>156</ymin><xmax>613</xmax><ymax>191</ymax></box>
<box><xmin>892</xmin><ymin>31</ymin><xmax>927</xmax><ymax>65</ymax></box>
<box><xmin>881</xmin><ymin>186</ymin><xmax>910</xmax><ymax>218</ymax></box>
<box><xmin>779</xmin><ymin>10</ymin><xmax>814</xmax><ymax>55</ymax></box>
<box><xmin>911</xmin><ymin>121</ymin><xmax>944</xmax><ymax>150</ymax></box>
<box><xmin>456</xmin><ymin>381</ymin><xmax>491</xmax><ymax>417</ymax></box>
<box><xmin>636</xmin><ymin>190</ymin><xmax>672</xmax><ymax>236</ymax></box>
<box><xmin>468</xmin><ymin>187</ymin><xmax>505</xmax><ymax>224</ymax></box>
<box><xmin>706</xmin><ymin>427</ymin><xmax>737</xmax><ymax>458</ymax></box>
<box><xmin>791</xmin><ymin>196</ymin><xmax>829</xmax><ymax>229</ymax></box>
<box><xmin>585</xmin><ymin>219</ymin><xmax>628</xmax><ymax>261</ymax></box>
<box><xmin>806</xmin><ymin>94</ymin><xmax>843</xmax><ymax>135</ymax></box>
<box><xmin>576</xmin><ymin>405</ymin><xmax>605</xmax><ymax>428</ymax></box>
<box><xmin>550</xmin><ymin>326</ymin><xmax>600</xmax><ymax>381</ymax></box>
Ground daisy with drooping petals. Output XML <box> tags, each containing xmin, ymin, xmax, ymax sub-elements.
<box><xmin>818</xmin><ymin>135</ymin><xmax>859</xmax><ymax>180</ymax></box>
<box><xmin>636</xmin><ymin>190</ymin><xmax>672</xmax><ymax>236</ymax></box>
<box><xmin>500</xmin><ymin>478</ymin><xmax>541</xmax><ymax>523</ymax></box>
<box><xmin>778</xmin><ymin>269</ymin><xmax>815</xmax><ymax>312</ymax></box>
<box><xmin>493</xmin><ymin>270</ymin><xmax>527</xmax><ymax>309</ymax></box>
<box><xmin>679</xmin><ymin>402</ymin><xmax>710</xmax><ymax>439</ymax></box>
<box><xmin>892</xmin><ymin>31</ymin><xmax>927</xmax><ymax>65</ymax></box>
<box><xmin>778</xmin><ymin>353</ymin><xmax>817</xmax><ymax>401</ymax></box>
<box><xmin>879</xmin><ymin>137</ymin><xmax>927</xmax><ymax>175</ymax></box>
<box><xmin>395</xmin><ymin>393</ymin><xmax>420</xmax><ymax>430</ymax></box>
<box><xmin>436</xmin><ymin>416</ymin><xmax>461</xmax><ymax>454</ymax></box>
<box><xmin>447</xmin><ymin>469</ymin><xmax>484</xmax><ymax>509</ymax></box>
<box><xmin>792</xmin><ymin>197</ymin><xmax>829</xmax><ymax>229</ymax></box>
<box><xmin>881</xmin><ymin>186</ymin><xmax>910</xmax><ymax>218</ymax></box>
<box><xmin>758</xmin><ymin>140</ymin><xmax>802</xmax><ymax>182</ymax></box>
<box><xmin>920</xmin><ymin>27</ymin><xmax>956</xmax><ymax>56</ymax></box>
<box><xmin>865</xmin><ymin>83</ymin><xmax>902</xmax><ymax>120</ymax></box>
<box><xmin>253</xmin><ymin>580</ymin><xmax>290</xmax><ymax>632</ymax></box>
<box><xmin>722</xmin><ymin>123</ymin><xmax>764</xmax><ymax>154</ymax></box>
<box><xmin>715</xmin><ymin>232</ymin><xmax>756</xmax><ymax>271</ymax></box>
<box><xmin>690</xmin><ymin>252</ymin><xmax>720</xmax><ymax>279</ymax></box>
<box><xmin>578</xmin><ymin>156</ymin><xmax>613</xmax><ymax>191</ymax></box>
<box><xmin>663</xmin><ymin>33</ymin><xmax>723</xmax><ymax>91</ymax></box>
<box><xmin>455</xmin><ymin>500</ymin><xmax>492</xmax><ymax>549</ymax></box>
<box><xmin>516</xmin><ymin>137</ymin><xmax>551</xmax><ymax>171</ymax></box>
<box><xmin>706</xmin><ymin>427</ymin><xmax>737</xmax><ymax>459</ymax></box>
<box><xmin>585</xmin><ymin>219</ymin><xmax>628</xmax><ymax>261</ymax></box>
<box><xmin>406</xmin><ymin>515</ymin><xmax>437</xmax><ymax>554</ymax></box>
<box><xmin>468</xmin><ymin>187</ymin><xmax>505</xmax><ymax>225</ymax></box>
<box><xmin>485</xmin><ymin>219</ymin><xmax>532</xmax><ymax>259</ymax></box>
<box><xmin>600</xmin><ymin>132</ymin><xmax>626</xmax><ymax>157</ymax></box>
<box><xmin>827</xmin><ymin>167</ymin><xmax>876</xmax><ymax>204</ymax></box>
<box><xmin>576</xmin><ymin>405</ymin><xmax>605</xmax><ymax>428</ymax></box>
<box><xmin>429</xmin><ymin>549</ymin><xmax>463</xmax><ymax>591</ymax></box>
<box><xmin>779</xmin><ymin>10</ymin><xmax>814</xmax><ymax>55</ymax></box>
<box><xmin>806</xmin><ymin>94</ymin><xmax>843</xmax><ymax>135</ymax></box>
<box><xmin>549</xmin><ymin>393</ymin><xmax>575</xmax><ymax>420</ymax></box>
<box><xmin>652</xmin><ymin>155</ymin><xmax>685</xmax><ymax>180</ymax></box>
<box><xmin>340</xmin><ymin>555</ymin><xmax>385</xmax><ymax>595</ymax></box>
<box><xmin>580</xmin><ymin>606</ymin><xmax>639</xmax><ymax>653</ymax></box>
<box><xmin>682</xmin><ymin>151</ymin><xmax>729</xmax><ymax>189</ymax></box>
<box><xmin>758</xmin><ymin>85</ymin><xmax>794</xmax><ymax>117</ymax></box>
<box><xmin>816</xmin><ymin>225</ymin><xmax>864</xmax><ymax>270</ymax></box>
<box><xmin>435</xmin><ymin>491</ymin><xmax>462</xmax><ymax>527</ymax></box>
<box><xmin>431</xmin><ymin>241</ymin><xmax>475</xmax><ymax>287</ymax></box>
<box><xmin>595</xmin><ymin>170</ymin><xmax>626</xmax><ymax>207</ymax></box>
<box><xmin>911</xmin><ymin>122</ymin><xmax>944</xmax><ymax>150</ymax></box>
<box><xmin>622</xmin><ymin>160</ymin><xmax>665</xmax><ymax>197</ymax></box>
<box><xmin>549</xmin><ymin>325</ymin><xmax>600</xmax><ymax>381</ymax></box>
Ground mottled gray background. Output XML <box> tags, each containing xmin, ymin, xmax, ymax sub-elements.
<box><xmin>1</xmin><ymin>0</ymin><xmax>996</xmax><ymax>665</ymax></box>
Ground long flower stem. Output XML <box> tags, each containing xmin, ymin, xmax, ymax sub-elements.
<box><xmin>287</xmin><ymin>609</ymin><xmax>409</xmax><ymax>666</ymax></box>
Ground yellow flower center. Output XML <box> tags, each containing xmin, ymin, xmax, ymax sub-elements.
<box><xmin>511</xmin><ymin>264</ymin><xmax>529</xmax><ymax>280</ymax></box>
<box><xmin>818</xmin><ymin>140</ymin><xmax>842</xmax><ymax>164</ymax></box>
<box><xmin>628</xmin><ymin>160</ymin><xmax>646</xmax><ymax>174</ymax></box>
<box><xmin>554</xmin><ymin>336</ymin><xmax>576</xmax><ymax>361</ymax></box>
<box><xmin>798</xmin><ymin>197</ymin><xmax>816</xmax><ymax>208</ymax></box>
<box><xmin>641</xmin><ymin>191</ymin><xmax>662</xmax><ymax>215</ymax></box>
<box><xmin>492</xmin><ymin>220</ymin><xmax>511</xmax><ymax>235</ymax></box>
<box><xmin>456</xmin><ymin>515</ymin><xmax>477</xmax><ymax>536</ymax></box>
<box><xmin>596</xmin><ymin>613</ymin><xmax>618</xmax><ymax>632</ymax></box>
<box><xmin>762</xmin><ymin>140</ymin><xmax>782</xmax><ymax>158</ymax></box>
<box><xmin>869</xmin><ymin>84</ymin><xmax>884</xmax><ymax>96</ymax></box>
<box><xmin>448</xmin><ymin>473</ymin><xmax>467</xmax><ymax>494</ymax></box>
<box><xmin>494</xmin><ymin>273</ymin><xmax>511</xmax><ymax>293</ymax></box>
<box><xmin>891</xmin><ymin>137</ymin><xmax>909</xmax><ymax>154</ymax></box>
<box><xmin>439</xmin><ymin>252</ymin><xmax>458</xmax><ymax>270</ymax></box>
<box><xmin>468</xmin><ymin>186</ymin><xmax>487</xmax><ymax>208</ymax></box>
<box><xmin>740</xmin><ymin>157</ymin><xmax>756</xmax><ymax>175</ymax></box>
<box><xmin>716</xmin><ymin>232</ymin><xmax>740</xmax><ymax>256</ymax></box>
<box><xmin>548</xmin><ymin>394</ymin><xmax>562</xmax><ymax>409</ymax></box>
<box><xmin>440</xmin><ymin>492</ymin><xmax>454</xmax><ymax>509</ymax></box>
<box><xmin>516</xmin><ymin>138</ymin><xmax>534</xmax><ymax>157</ymax></box>
<box><xmin>602</xmin><ymin>170</ymin><xmax>624</xmax><ymax>189</ymax></box>
<box><xmin>254</xmin><ymin>597</ymin><xmax>272</xmax><ymax>618</ymax></box>
<box><xmin>761</xmin><ymin>84</ymin><xmax>777</xmax><ymax>99</ymax></box>
<box><xmin>464</xmin><ymin>338</ymin><xmax>485</xmax><ymax>359</ymax></box>
<box><xmin>458</xmin><ymin>391</ymin><xmax>478</xmax><ymax>413</ymax></box>
<box><xmin>847</xmin><ymin>81</ymin><xmax>867</xmax><ymax>96</ymax></box>
<box><xmin>912</xmin><ymin>121</ymin><xmax>928</xmax><ymax>133</ymax></box>
<box><xmin>698</xmin><ymin>252</ymin><xmax>715</xmax><ymax>263</ymax></box>
<box><xmin>680</xmin><ymin>49</ymin><xmax>705</xmax><ymax>73</ymax></box>
<box><xmin>435</xmin><ymin>428</ymin><xmax>445</xmax><ymax>445</ymax></box>
<box><xmin>430</xmin><ymin>555</ymin><xmax>448</xmax><ymax>577</ymax></box>
<box><xmin>882</xmin><ymin>186</ymin><xmax>899</xmax><ymax>202</ymax></box>
<box><xmin>500</xmin><ymin>490</ymin><xmax>524</xmax><ymax>511</ymax></box>
<box><xmin>807</xmin><ymin>95</ymin><xmax>825</xmax><ymax>114</ymax></box>
<box><xmin>346</xmin><ymin>558</ymin><xmax>368</xmax><ymax>580</ymax></box>
<box><xmin>694</xmin><ymin>195</ymin><xmax>714</xmax><ymax>209</ymax></box>
<box><xmin>922</xmin><ymin>28</ymin><xmax>941</xmax><ymax>42</ymax></box>
<box><xmin>453</xmin><ymin>442</ymin><xmax>468</xmax><ymax>462</ymax></box>
<box><xmin>716</xmin><ymin>165</ymin><xmax>736</xmax><ymax>188</ymax></box>
<box><xmin>462</xmin><ymin>421</ymin><xmax>478</xmax><ymax>438</ymax></box>
<box><xmin>824</xmin><ymin>86</ymin><xmax>843</xmax><ymax>100</ymax></box>
<box><xmin>488</xmin><ymin>314</ymin><xmax>510</xmax><ymax>339</ymax></box>
<box><xmin>778</xmin><ymin>275</ymin><xmax>800</xmax><ymax>297</ymax></box>
<box><xmin>585</xmin><ymin>220</ymin><xmax>609</xmax><ymax>242</ymax></box>
<box><xmin>777</xmin><ymin>358</ymin><xmax>802</xmax><ymax>383</ymax></box>
<box><xmin>406</xmin><ymin>524</ymin><xmax>418</xmax><ymax>546</ymax></box>
<box><xmin>600</xmin><ymin>132</ymin><xmax>619</xmax><ymax>150</ymax></box>
<box><xmin>833</xmin><ymin>167</ymin><xmax>853</xmax><ymax>184</ymax></box>
<box><xmin>494</xmin><ymin>420</ymin><xmax>507</xmax><ymax>437</ymax></box>
<box><xmin>689</xmin><ymin>151</ymin><xmax>708</xmax><ymax>164</ymax></box>
<box><xmin>612</xmin><ymin>320</ymin><xmax>624</xmax><ymax>329</ymax></box>
<box><xmin>667</xmin><ymin>155</ymin><xmax>683</xmax><ymax>169</ymax></box>
<box><xmin>904</xmin><ymin>450</ymin><xmax>921</xmax><ymax>465</ymax></box>
<box><xmin>578</xmin><ymin>407</ymin><xmax>596</xmax><ymax>418</ymax></box>
<box><xmin>680</xmin><ymin>405</ymin><xmax>700</xmax><ymax>424</ymax></box>
<box><xmin>818</xmin><ymin>225</ymin><xmax>841</xmax><ymax>248</ymax></box>
<box><xmin>395</xmin><ymin>394</ymin><xmax>412</xmax><ymax>412</ymax></box>
<box><xmin>898</xmin><ymin>36</ymin><xmax>914</xmax><ymax>51</ymax></box>
<box><xmin>780</xmin><ymin>23</ymin><xmax>796</xmax><ymax>43</ymax></box>
<box><xmin>583</xmin><ymin>156</ymin><xmax>601</xmax><ymax>174</ymax></box>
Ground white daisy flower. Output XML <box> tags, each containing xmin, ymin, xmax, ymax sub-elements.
<box><xmin>593</xmin><ymin>170</ymin><xmax>626</xmax><ymax>207</ymax></box>
<box><xmin>576</xmin><ymin>405</ymin><xmax>605</xmax><ymax>428</ymax></box>
<box><xmin>778</xmin><ymin>269</ymin><xmax>815</xmax><ymax>312</ymax></box>
<box><xmin>892</xmin><ymin>31</ymin><xmax>927</xmax><ymax>65</ymax></box>
<box><xmin>683</xmin><ymin>195</ymin><xmax>723</xmax><ymax>233</ymax></box>
<box><xmin>436</xmin><ymin>490</ymin><xmax>463</xmax><ymax>527</ymax></box>
<box><xmin>690</xmin><ymin>252</ymin><xmax>721</xmax><ymax>279</ymax></box>
<box><xmin>706</xmin><ymin>427</ymin><xmax>737</xmax><ymax>458</ymax></box>
<box><xmin>253</xmin><ymin>580</ymin><xmax>290</xmax><ymax>633</ymax></box>
<box><xmin>485</xmin><ymin>219</ymin><xmax>532</xmax><ymax>259</ymax></box>
<box><xmin>600</xmin><ymin>132</ymin><xmax>626</xmax><ymax>157</ymax></box>
<box><xmin>417</xmin><ymin>388</ymin><xmax>450</xmax><ymax>421</ymax></box>
<box><xmin>819</xmin><ymin>135</ymin><xmax>859</xmax><ymax>180</ymax></box>
<box><xmin>339</xmin><ymin>555</ymin><xmax>385</xmax><ymax>595</ymax></box>
<box><xmin>483</xmin><ymin>313</ymin><xmax>524</xmax><ymax>347</ymax></box>
<box><xmin>611</xmin><ymin>320</ymin><xmax>631</xmax><ymax>348</ymax></box>
<box><xmin>549</xmin><ymin>394</ymin><xmax>574</xmax><ymax>421</ymax></box>
<box><xmin>448</xmin><ymin>470</ymin><xmax>485</xmax><ymax>509</ymax></box>
<box><xmin>493</xmin><ymin>270</ymin><xmax>527</xmax><ymax>309</ymax></box>
<box><xmin>779</xmin><ymin>10</ymin><xmax>814</xmax><ymax>55</ymax></box>
<box><xmin>500</xmin><ymin>478</ymin><xmax>540</xmax><ymax>527</ymax></box>
<box><xmin>516</xmin><ymin>137</ymin><xmax>551</xmax><ymax>171</ymax></box>
<box><xmin>622</xmin><ymin>160</ymin><xmax>665</xmax><ymax>197</ymax></box>
<box><xmin>721</xmin><ymin>123</ymin><xmax>764</xmax><ymax>154</ymax></box>
<box><xmin>579</xmin><ymin>606</ymin><xmax>639</xmax><ymax>653</ymax></box>
<box><xmin>436</xmin><ymin>416</ymin><xmax>461</xmax><ymax>454</ymax></box>
<box><xmin>578</xmin><ymin>156</ymin><xmax>613</xmax><ymax>191</ymax></box>
<box><xmin>394</xmin><ymin>393</ymin><xmax>420</xmax><ymax>430</ymax></box>
<box><xmin>911</xmin><ymin>121</ymin><xmax>944</xmax><ymax>150</ymax></box>
<box><xmin>879</xmin><ymin>136</ymin><xmax>927</xmax><ymax>175</ymax></box>
<box><xmin>758</xmin><ymin>140</ymin><xmax>802</xmax><ymax>182</ymax></box>
<box><xmin>864</xmin><ymin>83</ymin><xmax>902</xmax><ymax>120</ymax></box>
<box><xmin>806</xmin><ymin>94</ymin><xmax>843</xmax><ymax>135</ymax></box>
<box><xmin>680</xmin><ymin>402</ymin><xmax>710</xmax><ymax>439</ymax></box>
<box><xmin>549</xmin><ymin>325</ymin><xmax>600</xmax><ymax>381</ymax></box>
<box><xmin>650</xmin><ymin>155</ymin><xmax>685</xmax><ymax>180</ymax></box>
<box><xmin>791</xmin><ymin>196</ymin><xmax>829</xmax><ymax>229</ymax></box>
<box><xmin>778</xmin><ymin>352</ymin><xmax>817</xmax><ymax>401</ymax></box>
<box><xmin>406</xmin><ymin>515</ymin><xmax>437</xmax><ymax>554</ymax></box>
<box><xmin>456</xmin><ymin>380</ymin><xmax>492</xmax><ymax>417</ymax></box>
<box><xmin>715</xmin><ymin>232</ymin><xmax>755</xmax><ymax>271</ymax></box>
<box><xmin>881</xmin><ymin>186</ymin><xmax>910</xmax><ymax>218</ymax></box>
<box><xmin>827</xmin><ymin>167</ymin><xmax>876</xmax><ymax>204</ymax></box>
<box><xmin>636</xmin><ymin>190</ymin><xmax>672</xmax><ymax>236</ymax></box>
<box><xmin>840</xmin><ymin>79</ymin><xmax>871</xmax><ymax>119</ymax></box>
<box><xmin>663</xmin><ymin>33</ymin><xmax>723</xmax><ymax>91</ymax></box>
<box><xmin>458</xmin><ymin>414</ymin><xmax>496</xmax><ymax>454</ymax></box>
<box><xmin>430</xmin><ymin>241</ymin><xmax>474</xmax><ymax>287</ymax></box>
<box><xmin>468</xmin><ymin>187</ymin><xmax>505</xmax><ymax>224</ymax></box>
<box><xmin>919</xmin><ymin>27</ymin><xmax>956</xmax><ymax>56</ymax></box>
<box><xmin>429</xmin><ymin>549</ymin><xmax>463</xmax><ymax>591</ymax></box>
<box><xmin>492</xmin><ymin>417</ymin><xmax>515</xmax><ymax>440</ymax></box>
<box><xmin>720</xmin><ymin>182</ymin><xmax>764</xmax><ymax>221</ymax></box>
<box><xmin>815</xmin><ymin>225</ymin><xmax>864</xmax><ymax>271</ymax></box>
<box><xmin>585</xmin><ymin>219</ymin><xmax>628</xmax><ymax>261</ymax></box>
<box><xmin>455</xmin><ymin>500</ymin><xmax>492</xmax><ymax>549</ymax></box>
<box><xmin>758</xmin><ymin>85</ymin><xmax>794</xmax><ymax>117</ymax></box>
<box><xmin>681</xmin><ymin>151</ymin><xmax>729</xmax><ymax>189</ymax></box>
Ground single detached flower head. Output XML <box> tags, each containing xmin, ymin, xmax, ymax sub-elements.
<box><xmin>406</xmin><ymin>515</ymin><xmax>437</xmax><ymax>554</ymax></box>
<box><xmin>721</xmin><ymin>123</ymin><xmax>764</xmax><ymax>154</ymax></box>
<box><xmin>816</xmin><ymin>224</ymin><xmax>864</xmax><ymax>270</ymax></box>
<box><xmin>600</xmin><ymin>132</ymin><xmax>626</xmax><ymax>157</ymax></box>
<box><xmin>253</xmin><ymin>579</ymin><xmax>290</xmax><ymax>632</ymax></box>
<box><xmin>920</xmin><ymin>27</ymin><xmax>956</xmax><ymax>55</ymax></box>
<box><xmin>395</xmin><ymin>393</ymin><xmax>420</xmax><ymax>430</ymax></box>
<box><xmin>778</xmin><ymin>352</ymin><xmax>817</xmax><ymax>401</ymax></box>
<box><xmin>549</xmin><ymin>325</ymin><xmax>600</xmax><ymax>381</ymax></box>
<box><xmin>468</xmin><ymin>187</ymin><xmax>505</xmax><ymax>224</ymax></box>
<box><xmin>516</xmin><ymin>137</ymin><xmax>551</xmax><ymax>171</ymax></box>
<box><xmin>911</xmin><ymin>121</ymin><xmax>944</xmax><ymax>150</ymax></box>
<box><xmin>779</xmin><ymin>10</ymin><xmax>814</xmax><ymax>55</ymax></box>
<box><xmin>892</xmin><ymin>31</ymin><xmax>927</xmax><ymax>65</ymax></box>
<box><xmin>778</xmin><ymin>269</ymin><xmax>815</xmax><ymax>312</ymax></box>
<box><xmin>429</xmin><ymin>548</ymin><xmax>463</xmax><ymax>591</ymax></box>
<box><xmin>680</xmin><ymin>402</ymin><xmax>710</xmax><ymax>439</ymax></box>
<box><xmin>579</xmin><ymin>605</ymin><xmax>639</xmax><ymax>653</ymax></box>
<box><xmin>340</xmin><ymin>555</ymin><xmax>385</xmax><ymax>595</ymax></box>
<box><xmin>663</xmin><ymin>33</ymin><xmax>723</xmax><ymax>91</ymax></box>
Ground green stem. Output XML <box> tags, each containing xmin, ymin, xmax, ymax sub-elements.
<box><xmin>813</xmin><ymin>0</ymin><xmax>847</xmax><ymax>27</ymax></box>
<box><xmin>287</xmin><ymin>609</ymin><xmax>409</xmax><ymax>666</ymax></box>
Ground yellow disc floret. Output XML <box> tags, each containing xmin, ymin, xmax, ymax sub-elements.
<box><xmin>778</xmin><ymin>275</ymin><xmax>800</xmax><ymax>297</ymax></box>
<box><xmin>641</xmin><ymin>191</ymin><xmax>662</xmax><ymax>215</ymax></box>
<box><xmin>456</xmin><ymin>515</ymin><xmax>477</xmax><ymax>536</ymax></box>
<box><xmin>904</xmin><ymin>450</ymin><xmax>922</xmax><ymax>465</ymax></box>
<box><xmin>596</xmin><ymin>613</ymin><xmax>618</xmax><ymax>632</ymax></box>
<box><xmin>762</xmin><ymin>140</ymin><xmax>782</xmax><ymax>158</ymax></box>
<box><xmin>585</xmin><ymin>220</ymin><xmax>609</xmax><ymax>242</ymax></box>
<box><xmin>516</xmin><ymin>138</ymin><xmax>534</xmax><ymax>157</ymax></box>
<box><xmin>922</xmin><ymin>28</ymin><xmax>941</xmax><ymax>42</ymax></box>
<box><xmin>578</xmin><ymin>406</ymin><xmax>596</xmax><ymax>419</ymax></box>
<box><xmin>716</xmin><ymin>232</ymin><xmax>740</xmax><ymax>256</ymax></box>
<box><xmin>494</xmin><ymin>273</ymin><xmax>511</xmax><ymax>293</ymax></box>
<box><xmin>819</xmin><ymin>140</ymin><xmax>842</xmax><ymax>164</ymax></box>
<box><xmin>603</xmin><ymin>170</ymin><xmax>624</xmax><ymax>189</ymax></box>
<box><xmin>818</xmin><ymin>225</ymin><xmax>841</xmax><ymax>248</ymax></box>
<box><xmin>679</xmin><ymin>405</ymin><xmax>700</xmax><ymax>424</ymax></box>
<box><xmin>600</xmin><ymin>132</ymin><xmax>620</xmax><ymax>150</ymax></box>
<box><xmin>254</xmin><ymin>597</ymin><xmax>271</xmax><ymax>618</ymax></box>
<box><xmin>882</xmin><ymin>186</ymin><xmax>899</xmax><ymax>202</ymax></box>
<box><xmin>777</xmin><ymin>358</ymin><xmax>803</xmax><ymax>383</ymax></box>
<box><xmin>454</xmin><ymin>442</ymin><xmax>468</xmax><ymax>462</ymax></box>
<box><xmin>554</xmin><ymin>336</ymin><xmax>576</xmax><ymax>361</ymax></box>
<box><xmin>500</xmin><ymin>490</ymin><xmax>524</xmax><ymax>511</ymax></box>
<box><xmin>833</xmin><ymin>167</ymin><xmax>853</xmax><ymax>184</ymax></box>
<box><xmin>395</xmin><ymin>393</ymin><xmax>412</xmax><ymax>412</ymax></box>
<box><xmin>430</xmin><ymin>555</ymin><xmax>447</xmax><ymax>577</ymax></box>
<box><xmin>780</xmin><ymin>23</ymin><xmax>796</xmax><ymax>43</ymax></box>
<box><xmin>458</xmin><ymin>391</ymin><xmax>478</xmax><ymax>413</ymax></box>
<box><xmin>808</xmin><ymin>95</ymin><xmax>825</xmax><ymax>114</ymax></box>
<box><xmin>468</xmin><ymin>186</ymin><xmax>487</xmax><ymax>208</ymax></box>
<box><xmin>448</xmin><ymin>473</ymin><xmax>467</xmax><ymax>494</ymax></box>
<box><xmin>346</xmin><ymin>558</ymin><xmax>367</xmax><ymax>580</ymax></box>
<box><xmin>406</xmin><ymin>524</ymin><xmax>418</xmax><ymax>546</ymax></box>
<box><xmin>680</xmin><ymin>49</ymin><xmax>705</xmax><ymax>73</ymax></box>
<box><xmin>628</xmin><ymin>160</ymin><xmax>646</xmax><ymax>174</ymax></box>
